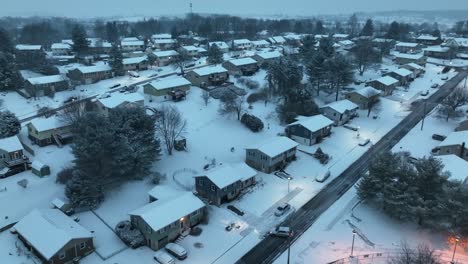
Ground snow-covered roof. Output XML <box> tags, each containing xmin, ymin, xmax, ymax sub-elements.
<box><xmin>354</xmin><ymin>86</ymin><xmax>382</xmax><ymax>98</ymax></box>
<box><xmin>255</xmin><ymin>51</ymin><xmax>282</xmax><ymax>60</ymax></box>
<box><xmin>121</xmin><ymin>37</ymin><xmax>140</xmax><ymax>42</ymax></box>
<box><xmin>284</xmin><ymin>34</ymin><xmax>302</xmax><ymax>40</ymax></box>
<box><xmin>209</xmin><ymin>41</ymin><xmax>229</xmax><ymax>50</ymax></box>
<box><xmin>14</xmin><ymin>209</ymin><xmax>92</xmax><ymax>260</ymax></box>
<box><xmin>97</xmin><ymin>92</ymin><xmax>144</xmax><ymax>109</ymax></box>
<box><xmin>322</xmin><ymin>99</ymin><xmax>359</xmax><ymax>114</ymax></box>
<box><xmin>203</xmin><ymin>163</ymin><xmax>257</xmax><ymax>189</ymax></box>
<box><xmin>394</xmin><ymin>53</ymin><xmax>425</xmax><ymax>60</ymax></box>
<box><xmin>153</xmin><ymin>39</ymin><xmax>177</xmax><ymax>44</ymax></box>
<box><xmin>181</xmin><ymin>45</ymin><xmax>199</xmax><ymax>52</ymax></box>
<box><xmin>122</xmin><ymin>56</ymin><xmax>148</xmax><ymax>65</ymax></box>
<box><xmin>249</xmin><ymin>136</ymin><xmax>298</xmax><ymax>157</ymax></box>
<box><xmin>289</xmin><ymin>114</ymin><xmax>334</xmax><ymax>133</ymax></box>
<box><xmin>121</xmin><ymin>40</ymin><xmax>144</xmax><ymax>46</ymax></box>
<box><xmin>373</xmin><ymin>38</ymin><xmax>394</xmax><ymax>43</ymax></box>
<box><xmin>74</xmin><ymin>64</ymin><xmax>112</xmax><ymax>74</ymax></box>
<box><xmin>146</xmin><ymin>77</ymin><xmax>191</xmax><ymax>91</ymax></box>
<box><xmin>31</xmin><ymin>160</ymin><xmax>45</xmax><ymax>170</ymax></box>
<box><xmin>333</xmin><ymin>34</ymin><xmax>349</xmax><ymax>38</ymax></box>
<box><xmin>153</xmin><ymin>50</ymin><xmax>178</xmax><ymax>57</ymax></box>
<box><xmin>423</xmin><ymin>46</ymin><xmax>450</xmax><ymax>53</ymax></box>
<box><xmin>417</xmin><ymin>35</ymin><xmax>439</xmax><ymax>41</ymax></box>
<box><xmin>0</xmin><ymin>136</ymin><xmax>23</xmax><ymax>152</ymax></box>
<box><xmin>130</xmin><ymin>193</ymin><xmax>205</xmax><ymax>231</ymax></box>
<box><xmin>439</xmin><ymin>131</ymin><xmax>468</xmax><ymax>147</ymax></box>
<box><xmin>396</xmin><ymin>42</ymin><xmax>419</xmax><ymax>48</ymax></box>
<box><xmin>233</xmin><ymin>39</ymin><xmax>251</xmax><ymax>45</ymax></box>
<box><xmin>437</xmin><ymin>155</ymin><xmax>468</xmax><ymax>183</ymax></box>
<box><xmin>269</xmin><ymin>36</ymin><xmax>286</xmax><ymax>43</ymax></box>
<box><xmin>27</xmin><ymin>75</ymin><xmax>67</xmax><ymax>85</ymax></box>
<box><xmin>339</xmin><ymin>40</ymin><xmax>354</xmax><ymax>46</ymax></box>
<box><xmin>375</xmin><ymin>76</ymin><xmax>399</xmax><ymax>86</ymax></box>
<box><xmin>51</xmin><ymin>43</ymin><xmax>71</xmax><ymax>50</ymax></box>
<box><xmin>251</xmin><ymin>40</ymin><xmax>270</xmax><ymax>46</ymax></box>
<box><xmin>152</xmin><ymin>33</ymin><xmax>172</xmax><ymax>39</ymax></box>
<box><xmin>227</xmin><ymin>57</ymin><xmax>257</xmax><ymax>66</ymax></box>
<box><xmin>16</xmin><ymin>44</ymin><xmax>42</xmax><ymax>51</ymax></box>
<box><xmin>29</xmin><ymin>117</ymin><xmax>69</xmax><ymax>133</ymax></box>
<box><xmin>192</xmin><ymin>65</ymin><xmax>228</xmax><ymax>76</ymax></box>
<box><xmin>390</xmin><ymin>68</ymin><xmax>413</xmax><ymax>77</ymax></box>
<box><xmin>404</xmin><ymin>63</ymin><xmax>425</xmax><ymax>70</ymax></box>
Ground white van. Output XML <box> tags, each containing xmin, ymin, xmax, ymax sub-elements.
<box><xmin>315</xmin><ymin>170</ymin><xmax>331</xmax><ymax>183</ymax></box>
<box><xmin>154</xmin><ymin>251</ymin><xmax>175</xmax><ymax>264</ymax></box>
<box><xmin>165</xmin><ymin>243</ymin><xmax>188</xmax><ymax>260</ymax></box>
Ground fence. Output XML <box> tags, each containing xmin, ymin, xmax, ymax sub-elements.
<box><xmin>328</xmin><ymin>250</ymin><xmax>468</xmax><ymax>264</ymax></box>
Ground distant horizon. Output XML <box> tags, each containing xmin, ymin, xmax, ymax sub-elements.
<box><xmin>1</xmin><ymin>0</ymin><xmax>468</xmax><ymax>19</ymax></box>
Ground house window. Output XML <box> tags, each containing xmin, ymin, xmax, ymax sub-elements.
<box><xmin>211</xmin><ymin>185</ymin><xmax>215</xmax><ymax>192</ymax></box>
<box><xmin>80</xmin><ymin>242</ymin><xmax>86</xmax><ymax>249</ymax></box>
<box><xmin>159</xmin><ymin>228</ymin><xmax>165</xmax><ymax>234</ymax></box>
<box><xmin>198</xmin><ymin>179</ymin><xmax>203</xmax><ymax>186</ymax></box>
<box><xmin>59</xmin><ymin>252</ymin><xmax>66</xmax><ymax>259</ymax></box>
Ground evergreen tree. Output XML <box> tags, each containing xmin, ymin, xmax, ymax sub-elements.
<box><xmin>0</xmin><ymin>111</ymin><xmax>21</xmax><ymax>138</ymax></box>
<box><xmin>0</xmin><ymin>52</ymin><xmax>23</xmax><ymax>91</ymax></box>
<box><xmin>387</xmin><ymin>21</ymin><xmax>401</xmax><ymax>40</ymax></box>
<box><xmin>71</xmin><ymin>25</ymin><xmax>89</xmax><ymax>55</ymax></box>
<box><xmin>360</xmin><ymin>19</ymin><xmax>374</xmax><ymax>36</ymax></box>
<box><xmin>106</xmin><ymin>22</ymin><xmax>120</xmax><ymax>43</ymax></box>
<box><xmin>299</xmin><ymin>35</ymin><xmax>316</xmax><ymax>62</ymax></box>
<box><xmin>65</xmin><ymin>170</ymin><xmax>104</xmax><ymax>209</ymax></box>
<box><xmin>110</xmin><ymin>45</ymin><xmax>124</xmax><ymax>76</ymax></box>
<box><xmin>318</xmin><ymin>36</ymin><xmax>335</xmax><ymax>57</ymax></box>
<box><xmin>306</xmin><ymin>51</ymin><xmax>327</xmax><ymax>95</ymax></box>
<box><xmin>207</xmin><ymin>44</ymin><xmax>224</xmax><ymax>65</ymax></box>
<box><xmin>352</xmin><ymin>39</ymin><xmax>381</xmax><ymax>75</ymax></box>
<box><xmin>314</xmin><ymin>20</ymin><xmax>325</xmax><ymax>35</ymax></box>
<box><xmin>348</xmin><ymin>14</ymin><xmax>359</xmax><ymax>37</ymax></box>
<box><xmin>0</xmin><ymin>27</ymin><xmax>14</xmax><ymax>53</ymax></box>
<box><xmin>326</xmin><ymin>54</ymin><xmax>354</xmax><ymax>101</ymax></box>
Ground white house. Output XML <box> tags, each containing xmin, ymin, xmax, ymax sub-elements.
<box><xmin>320</xmin><ymin>100</ymin><xmax>359</xmax><ymax>126</ymax></box>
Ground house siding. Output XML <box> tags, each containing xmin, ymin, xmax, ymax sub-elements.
<box><xmin>245</xmin><ymin>148</ymin><xmax>296</xmax><ymax>173</ymax></box>
<box><xmin>285</xmin><ymin>124</ymin><xmax>332</xmax><ymax>146</ymax></box>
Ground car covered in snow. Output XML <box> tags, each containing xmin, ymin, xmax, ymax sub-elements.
<box><xmin>358</xmin><ymin>138</ymin><xmax>371</xmax><ymax>146</ymax></box>
<box><xmin>274</xmin><ymin>203</ymin><xmax>291</xmax><ymax>216</ymax></box>
<box><xmin>315</xmin><ymin>170</ymin><xmax>331</xmax><ymax>183</ymax></box>
<box><xmin>154</xmin><ymin>251</ymin><xmax>175</xmax><ymax>264</ymax></box>
<box><xmin>165</xmin><ymin>243</ymin><xmax>187</xmax><ymax>260</ymax></box>
<box><xmin>269</xmin><ymin>226</ymin><xmax>292</xmax><ymax>237</ymax></box>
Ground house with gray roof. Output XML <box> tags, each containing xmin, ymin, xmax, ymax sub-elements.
<box><xmin>245</xmin><ymin>136</ymin><xmax>298</xmax><ymax>173</ymax></box>
<box><xmin>285</xmin><ymin>114</ymin><xmax>334</xmax><ymax>145</ymax></box>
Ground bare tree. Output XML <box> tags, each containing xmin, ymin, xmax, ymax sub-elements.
<box><xmin>155</xmin><ymin>105</ymin><xmax>187</xmax><ymax>155</ymax></box>
<box><xmin>365</xmin><ymin>89</ymin><xmax>382</xmax><ymax>117</ymax></box>
<box><xmin>218</xmin><ymin>92</ymin><xmax>245</xmax><ymax>120</ymax></box>
<box><xmin>59</xmin><ymin>99</ymin><xmax>92</xmax><ymax>126</ymax></box>
<box><xmin>173</xmin><ymin>50</ymin><xmax>191</xmax><ymax>75</ymax></box>
<box><xmin>438</xmin><ymin>87</ymin><xmax>468</xmax><ymax>121</ymax></box>
<box><xmin>389</xmin><ymin>241</ymin><xmax>441</xmax><ymax>264</ymax></box>
<box><xmin>352</xmin><ymin>39</ymin><xmax>381</xmax><ymax>76</ymax></box>
<box><xmin>201</xmin><ymin>90</ymin><xmax>211</xmax><ymax>106</ymax></box>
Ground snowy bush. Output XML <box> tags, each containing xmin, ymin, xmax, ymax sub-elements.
<box><xmin>238</xmin><ymin>77</ymin><xmax>259</xmax><ymax>89</ymax></box>
<box><xmin>241</xmin><ymin>114</ymin><xmax>264</xmax><ymax>132</ymax></box>
<box><xmin>246</xmin><ymin>91</ymin><xmax>267</xmax><ymax>104</ymax></box>
<box><xmin>313</xmin><ymin>148</ymin><xmax>330</xmax><ymax>164</ymax></box>
<box><xmin>56</xmin><ymin>167</ymin><xmax>74</xmax><ymax>184</ymax></box>
<box><xmin>0</xmin><ymin>111</ymin><xmax>21</xmax><ymax>138</ymax></box>
<box><xmin>190</xmin><ymin>226</ymin><xmax>202</xmax><ymax>236</ymax></box>
<box><xmin>149</xmin><ymin>171</ymin><xmax>166</xmax><ymax>184</ymax></box>
<box><xmin>115</xmin><ymin>220</ymin><xmax>145</xmax><ymax>248</ymax></box>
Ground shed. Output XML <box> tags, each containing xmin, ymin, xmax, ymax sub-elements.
<box><xmin>31</xmin><ymin>160</ymin><xmax>50</xmax><ymax>177</ymax></box>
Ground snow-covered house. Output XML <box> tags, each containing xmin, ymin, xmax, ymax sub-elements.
<box><xmin>143</xmin><ymin>77</ymin><xmax>191</xmax><ymax>100</ymax></box>
<box><xmin>435</xmin><ymin>131</ymin><xmax>468</xmax><ymax>161</ymax></box>
<box><xmin>395</xmin><ymin>42</ymin><xmax>421</xmax><ymax>54</ymax></box>
<box><xmin>122</xmin><ymin>56</ymin><xmax>149</xmax><ymax>71</ymax></box>
<box><xmin>284</xmin><ymin>34</ymin><xmax>302</xmax><ymax>46</ymax></box>
<box><xmin>231</xmin><ymin>39</ymin><xmax>252</xmax><ymax>50</ymax></box>
<box><xmin>366</xmin><ymin>76</ymin><xmax>399</xmax><ymax>95</ymax></box>
<box><xmin>13</xmin><ymin>209</ymin><xmax>94</xmax><ymax>264</ymax></box>
<box><xmin>25</xmin><ymin>75</ymin><xmax>69</xmax><ymax>97</ymax></box>
<box><xmin>153</xmin><ymin>39</ymin><xmax>177</xmax><ymax>50</ymax></box>
<box><xmin>384</xmin><ymin>68</ymin><xmax>413</xmax><ymax>86</ymax></box>
<box><xmin>268</xmin><ymin>36</ymin><xmax>286</xmax><ymax>45</ymax></box>
<box><xmin>285</xmin><ymin>115</ymin><xmax>334</xmax><ymax>145</ymax></box>
<box><xmin>179</xmin><ymin>45</ymin><xmax>207</xmax><ymax>57</ymax></box>
<box><xmin>195</xmin><ymin>163</ymin><xmax>257</xmax><ymax>205</ymax></box>
<box><xmin>67</xmin><ymin>65</ymin><xmax>113</xmax><ymax>85</ymax></box>
<box><xmin>94</xmin><ymin>92</ymin><xmax>145</xmax><ymax>115</ymax></box>
<box><xmin>152</xmin><ymin>50</ymin><xmax>179</xmax><ymax>66</ymax></box>
<box><xmin>208</xmin><ymin>41</ymin><xmax>230</xmax><ymax>53</ymax></box>
<box><xmin>423</xmin><ymin>46</ymin><xmax>451</xmax><ymax>59</ymax></box>
<box><xmin>251</xmin><ymin>40</ymin><xmax>271</xmax><ymax>49</ymax></box>
<box><xmin>222</xmin><ymin>57</ymin><xmax>259</xmax><ymax>76</ymax></box>
<box><xmin>245</xmin><ymin>136</ymin><xmax>298</xmax><ymax>173</ymax></box>
<box><xmin>27</xmin><ymin>116</ymin><xmax>72</xmax><ymax>147</ymax></box>
<box><xmin>129</xmin><ymin>193</ymin><xmax>206</xmax><ymax>250</ymax></box>
<box><xmin>0</xmin><ymin>136</ymin><xmax>28</xmax><ymax>176</ymax></box>
<box><xmin>400</xmin><ymin>63</ymin><xmax>425</xmax><ymax>78</ymax></box>
<box><xmin>121</xmin><ymin>40</ymin><xmax>145</xmax><ymax>52</ymax></box>
<box><xmin>151</xmin><ymin>33</ymin><xmax>172</xmax><ymax>41</ymax></box>
<box><xmin>455</xmin><ymin>119</ymin><xmax>468</xmax><ymax>132</ymax></box>
<box><xmin>416</xmin><ymin>35</ymin><xmax>442</xmax><ymax>46</ymax></box>
<box><xmin>345</xmin><ymin>86</ymin><xmax>382</xmax><ymax>109</ymax></box>
<box><xmin>437</xmin><ymin>155</ymin><xmax>468</xmax><ymax>185</ymax></box>
<box><xmin>442</xmin><ymin>37</ymin><xmax>468</xmax><ymax>53</ymax></box>
<box><xmin>185</xmin><ymin>65</ymin><xmax>229</xmax><ymax>88</ymax></box>
<box><xmin>15</xmin><ymin>44</ymin><xmax>44</xmax><ymax>53</ymax></box>
<box><xmin>252</xmin><ymin>51</ymin><xmax>282</xmax><ymax>65</ymax></box>
<box><xmin>333</xmin><ymin>34</ymin><xmax>349</xmax><ymax>41</ymax></box>
<box><xmin>51</xmin><ymin>43</ymin><xmax>72</xmax><ymax>56</ymax></box>
<box><xmin>320</xmin><ymin>100</ymin><xmax>359</xmax><ymax>126</ymax></box>
<box><xmin>394</xmin><ymin>53</ymin><xmax>426</xmax><ymax>66</ymax></box>
<box><xmin>338</xmin><ymin>40</ymin><xmax>355</xmax><ymax>50</ymax></box>
<box><xmin>121</xmin><ymin>37</ymin><xmax>140</xmax><ymax>42</ymax></box>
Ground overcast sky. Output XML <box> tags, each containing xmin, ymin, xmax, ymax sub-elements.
<box><xmin>2</xmin><ymin>0</ymin><xmax>468</xmax><ymax>18</ymax></box>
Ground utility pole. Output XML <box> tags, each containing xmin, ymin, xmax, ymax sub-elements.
<box><xmin>420</xmin><ymin>100</ymin><xmax>427</xmax><ymax>131</ymax></box>
<box><xmin>287</xmin><ymin>230</ymin><xmax>292</xmax><ymax>264</ymax></box>
<box><xmin>190</xmin><ymin>2</ymin><xmax>193</xmax><ymax>15</ymax></box>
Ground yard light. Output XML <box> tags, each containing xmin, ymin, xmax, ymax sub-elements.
<box><xmin>350</xmin><ymin>229</ymin><xmax>357</xmax><ymax>257</ymax></box>
<box><xmin>451</xmin><ymin>235</ymin><xmax>461</xmax><ymax>264</ymax></box>
<box><xmin>287</xmin><ymin>177</ymin><xmax>291</xmax><ymax>193</ymax></box>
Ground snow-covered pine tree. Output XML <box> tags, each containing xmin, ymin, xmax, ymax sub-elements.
<box><xmin>207</xmin><ymin>44</ymin><xmax>223</xmax><ymax>65</ymax></box>
<box><xmin>0</xmin><ymin>111</ymin><xmax>21</xmax><ymax>138</ymax></box>
<box><xmin>109</xmin><ymin>44</ymin><xmax>124</xmax><ymax>76</ymax></box>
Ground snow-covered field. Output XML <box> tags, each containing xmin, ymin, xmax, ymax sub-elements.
<box><xmin>0</xmin><ymin>55</ymin><xmax>464</xmax><ymax>264</ymax></box>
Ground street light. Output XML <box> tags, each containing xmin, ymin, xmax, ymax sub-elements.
<box><xmin>287</xmin><ymin>177</ymin><xmax>292</xmax><ymax>193</ymax></box>
<box><xmin>356</xmin><ymin>126</ymin><xmax>360</xmax><ymax>138</ymax></box>
<box><xmin>350</xmin><ymin>230</ymin><xmax>357</xmax><ymax>257</ymax></box>
<box><xmin>451</xmin><ymin>235</ymin><xmax>461</xmax><ymax>264</ymax></box>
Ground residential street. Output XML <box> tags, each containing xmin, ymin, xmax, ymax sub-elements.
<box><xmin>236</xmin><ymin>70</ymin><xmax>468</xmax><ymax>264</ymax></box>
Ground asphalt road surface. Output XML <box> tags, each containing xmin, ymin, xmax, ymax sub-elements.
<box><xmin>236</xmin><ymin>71</ymin><xmax>468</xmax><ymax>264</ymax></box>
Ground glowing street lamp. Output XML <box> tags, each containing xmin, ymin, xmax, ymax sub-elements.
<box><xmin>287</xmin><ymin>177</ymin><xmax>292</xmax><ymax>193</ymax></box>
<box><xmin>451</xmin><ymin>236</ymin><xmax>461</xmax><ymax>264</ymax></box>
<box><xmin>350</xmin><ymin>230</ymin><xmax>357</xmax><ymax>257</ymax></box>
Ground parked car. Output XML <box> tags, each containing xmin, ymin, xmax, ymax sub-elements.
<box><xmin>432</xmin><ymin>134</ymin><xmax>446</xmax><ymax>141</ymax></box>
<box><xmin>420</xmin><ymin>90</ymin><xmax>429</xmax><ymax>96</ymax></box>
<box><xmin>154</xmin><ymin>251</ymin><xmax>175</xmax><ymax>264</ymax></box>
<box><xmin>269</xmin><ymin>226</ymin><xmax>292</xmax><ymax>237</ymax></box>
<box><xmin>165</xmin><ymin>243</ymin><xmax>187</xmax><ymax>260</ymax></box>
<box><xmin>109</xmin><ymin>83</ymin><xmax>121</xmax><ymax>89</ymax></box>
<box><xmin>274</xmin><ymin>171</ymin><xmax>290</xmax><ymax>179</ymax></box>
<box><xmin>128</xmin><ymin>71</ymin><xmax>140</xmax><ymax>78</ymax></box>
<box><xmin>315</xmin><ymin>170</ymin><xmax>331</xmax><ymax>183</ymax></box>
<box><xmin>274</xmin><ymin>203</ymin><xmax>291</xmax><ymax>217</ymax></box>
<box><xmin>431</xmin><ymin>83</ymin><xmax>439</xmax><ymax>88</ymax></box>
<box><xmin>98</xmin><ymin>93</ymin><xmax>111</xmax><ymax>99</ymax></box>
<box><xmin>441</xmin><ymin>76</ymin><xmax>448</xmax><ymax>80</ymax></box>
<box><xmin>358</xmin><ymin>138</ymin><xmax>371</xmax><ymax>146</ymax></box>
<box><xmin>63</xmin><ymin>96</ymin><xmax>78</xmax><ymax>104</ymax></box>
